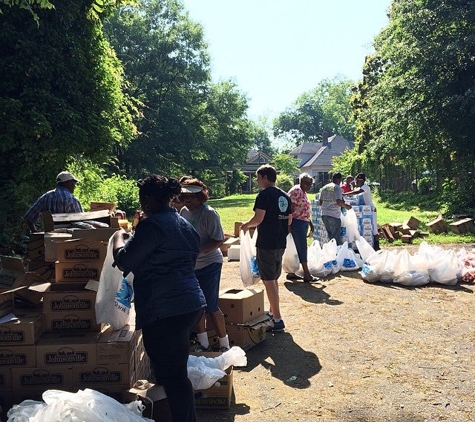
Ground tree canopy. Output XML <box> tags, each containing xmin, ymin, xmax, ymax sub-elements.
<box><xmin>273</xmin><ymin>76</ymin><xmax>356</xmax><ymax>146</ymax></box>
<box><xmin>0</xmin><ymin>0</ymin><xmax>135</xmax><ymax>240</ymax></box>
<box><xmin>350</xmin><ymin>0</ymin><xmax>475</xmax><ymax>212</ymax></box>
<box><xmin>104</xmin><ymin>0</ymin><xmax>254</xmax><ymax>186</ymax></box>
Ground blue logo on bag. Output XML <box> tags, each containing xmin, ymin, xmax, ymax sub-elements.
<box><xmin>343</xmin><ymin>258</ymin><xmax>356</xmax><ymax>268</ymax></box>
<box><xmin>116</xmin><ymin>277</ymin><xmax>133</xmax><ymax>307</ymax></box>
<box><xmin>250</xmin><ymin>256</ymin><xmax>259</xmax><ymax>276</ymax></box>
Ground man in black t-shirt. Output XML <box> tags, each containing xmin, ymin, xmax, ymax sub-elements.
<box><xmin>241</xmin><ymin>165</ymin><xmax>291</xmax><ymax>332</ymax></box>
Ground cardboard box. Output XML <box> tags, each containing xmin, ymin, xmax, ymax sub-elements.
<box><xmin>194</xmin><ymin>366</ymin><xmax>233</xmax><ymax>409</ymax></box>
<box><xmin>44</xmin><ymin>311</ymin><xmax>102</xmax><ymax>333</ymax></box>
<box><xmin>55</xmin><ymin>239</ymin><xmax>108</xmax><ymax>263</ymax></box>
<box><xmin>0</xmin><ymin>291</ymin><xmax>14</xmax><ymax>318</ymax></box>
<box><xmin>0</xmin><ymin>367</ymin><xmax>11</xmax><ymax>389</ymax></box>
<box><xmin>0</xmin><ymin>311</ymin><xmax>45</xmax><ymax>345</ymax></box>
<box><xmin>54</xmin><ymin>261</ymin><xmax>103</xmax><ymax>282</ymax></box>
<box><xmin>97</xmin><ymin>324</ymin><xmax>136</xmax><ymax>365</ymax></box>
<box><xmin>226</xmin><ymin>314</ymin><xmax>269</xmax><ymax>351</ymax></box>
<box><xmin>27</xmin><ymin>259</ymin><xmax>55</xmax><ymax>283</ymax></box>
<box><xmin>11</xmin><ymin>366</ymin><xmax>73</xmax><ymax>391</ymax></box>
<box><xmin>0</xmin><ymin>256</ymin><xmax>48</xmax><ymax>305</ymax></box>
<box><xmin>90</xmin><ymin>202</ymin><xmax>117</xmax><ymax>212</ymax></box>
<box><xmin>73</xmin><ymin>362</ymin><xmax>135</xmax><ymax>388</ymax></box>
<box><xmin>28</xmin><ymin>233</ymin><xmax>45</xmax><ymax>260</ymax></box>
<box><xmin>227</xmin><ymin>245</ymin><xmax>240</xmax><ymax>261</ymax></box>
<box><xmin>44</xmin><ymin>232</ymin><xmax>74</xmax><ymax>262</ymax></box>
<box><xmin>124</xmin><ymin>382</ymin><xmax>172</xmax><ymax>422</ymax></box>
<box><xmin>220</xmin><ymin>237</ymin><xmax>239</xmax><ymax>257</ymax></box>
<box><xmin>71</xmin><ymin>228</ymin><xmax>119</xmax><ymax>240</ymax></box>
<box><xmin>0</xmin><ymin>389</ymin><xmax>14</xmax><ymax>416</ymax></box>
<box><xmin>0</xmin><ymin>256</ymin><xmax>28</xmax><ymax>291</ymax></box>
<box><xmin>41</xmin><ymin>210</ymin><xmax>112</xmax><ymax>232</ymax></box>
<box><xmin>219</xmin><ymin>288</ymin><xmax>264</xmax><ymax>324</ymax></box>
<box><xmin>43</xmin><ymin>282</ymin><xmax>97</xmax><ymax>313</ymax></box>
<box><xmin>43</xmin><ymin>282</ymin><xmax>100</xmax><ymax>333</ymax></box>
<box><xmin>0</xmin><ymin>345</ymin><xmax>36</xmax><ymax>368</ymax></box>
<box><xmin>36</xmin><ymin>332</ymin><xmax>100</xmax><ymax>367</ymax></box>
<box><xmin>14</xmin><ymin>279</ymin><xmax>51</xmax><ymax>306</ymax></box>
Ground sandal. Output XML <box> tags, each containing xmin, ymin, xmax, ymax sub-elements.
<box><xmin>286</xmin><ymin>274</ymin><xmax>303</xmax><ymax>281</ymax></box>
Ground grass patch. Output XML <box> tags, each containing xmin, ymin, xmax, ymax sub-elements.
<box><xmin>209</xmin><ymin>192</ymin><xmax>475</xmax><ymax>245</ymax></box>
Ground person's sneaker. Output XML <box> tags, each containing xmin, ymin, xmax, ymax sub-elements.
<box><xmin>192</xmin><ymin>343</ymin><xmax>212</xmax><ymax>353</ymax></box>
<box><xmin>266</xmin><ymin>319</ymin><xmax>285</xmax><ymax>332</ymax></box>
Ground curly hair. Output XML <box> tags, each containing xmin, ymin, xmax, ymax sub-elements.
<box><xmin>137</xmin><ymin>174</ymin><xmax>181</xmax><ymax>205</ymax></box>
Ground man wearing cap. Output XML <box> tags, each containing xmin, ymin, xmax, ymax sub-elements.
<box><xmin>319</xmin><ymin>172</ymin><xmax>352</xmax><ymax>245</ymax></box>
<box><xmin>23</xmin><ymin>171</ymin><xmax>83</xmax><ymax>232</ymax></box>
<box><xmin>343</xmin><ymin>172</ymin><xmax>380</xmax><ymax>250</ymax></box>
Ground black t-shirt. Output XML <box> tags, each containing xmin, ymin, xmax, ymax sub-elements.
<box><xmin>254</xmin><ymin>186</ymin><xmax>291</xmax><ymax>249</ymax></box>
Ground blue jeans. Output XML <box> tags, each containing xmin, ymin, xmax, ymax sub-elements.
<box><xmin>322</xmin><ymin>215</ymin><xmax>342</xmax><ymax>245</ymax></box>
<box><xmin>142</xmin><ymin>308</ymin><xmax>204</xmax><ymax>422</ymax></box>
<box><xmin>291</xmin><ymin>218</ymin><xmax>310</xmax><ymax>263</ymax></box>
<box><xmin>195</xmin><ymin>262</ymin><xmax>222</xmax><ymax>313</ymax></box>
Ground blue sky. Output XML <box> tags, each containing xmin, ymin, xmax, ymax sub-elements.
<box><xmin>182</xmin><ymin>0</ymin><xmax>391</xmax><ymax>120</ymax></box>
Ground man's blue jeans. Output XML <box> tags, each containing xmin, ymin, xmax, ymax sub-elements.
<box><xmin>322</xmin><ymin>215</ymin><xmax>342</xmax><ymax>245</ymax></box>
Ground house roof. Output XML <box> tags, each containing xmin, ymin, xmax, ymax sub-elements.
<box><xmin>290</xmin><ymin>135</ymin><xmax>354</xmax><ymax>170</ymax></box>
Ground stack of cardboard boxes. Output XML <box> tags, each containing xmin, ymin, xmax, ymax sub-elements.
<box><xmin>0</xmin><ymin>210</ymin><xmax>152</xmax><ymax>414</ymax></box>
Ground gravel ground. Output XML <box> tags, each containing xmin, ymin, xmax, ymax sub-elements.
<box><xmin>197</xmin><ymin>244</ymin><xmax>475</xmax><ymax>422</ymax></box>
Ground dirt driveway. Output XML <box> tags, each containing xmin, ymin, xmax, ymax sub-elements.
<box><xmin>197</xmin><ymin>245</ymin><xmax>475</xmax><ymax>422</ymax></box>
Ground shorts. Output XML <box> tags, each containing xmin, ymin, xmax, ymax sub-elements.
<box><xmin>256</xmin><ymin>248</ymin><xmax>285</xmax><ymax>281</ymax></box>
<box><xmin>195</xmin><ymin>262</ymin><xmax>222</xmax><ymax>313</ymax></box>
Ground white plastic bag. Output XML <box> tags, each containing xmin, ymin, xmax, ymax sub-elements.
<box><xmin>7</xmin><ymin>388</ymin><xmax>153</xmax><ymax>422</ymax></box>
<box><xmin>308</xmin><ymin>240</ymin><xmax>331</xmax><ymax>278</ymax></box>
<box><xmin>96</xmin><ymin>236</ymin><xmax>134</xmax><ymax>330</ymax></box>
<box><xmin>336</xmin><ymin>242</ymin><xmax>363</xmax><ymax>271</ymax></box>
<box><xmin>394</xmin><ymin>271</ymin><xmax>430</xmax><ymax>286</ymax></box>
<box><xmin>428</xmin><ymin>249</ymin><xmax>459</xmax><ymax>285</ymax></box>
<box><xmin>188</xmin><ymin>346</ymin><xmax>247</xmax><ymax>390</ymax></box>
<box><xmin>355</xmin><ymin>236</ymin><xmax>376</xmax><ymax>262</ymax></box>
<box><xmin>361</xmin><ymin>250</ymin><xmax>395</xmax><ymax>283</ymax></box>
<box><xmin>239</xmin><ymin>229</ymin><xmax>260</xmax><ymax>287</ymax></box>
<box><xmin>341</xmin><ymin>208</ymin><xmax>360</xmax><ymax>243</ymax></box>
<box><xmin>282</xmin><ymin>233</ymin><xmax>300</xmax><ymax>273</ymax></box>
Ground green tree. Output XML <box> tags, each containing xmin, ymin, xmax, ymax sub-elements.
<box><xmin>352</xmin><ymin>0</ymin><xmax>475</xmax><ymax>207</ymax></box>
<box><xmin>273</xmin><ymin>75</ymin><xmax>356</xmax><ymax>146</ymax></box>
<box><xmin>0</xmin><ymin>0</ymin><xmax>135</xmax><ymax>247</ymax></box>
<box><xmin>104</xmin><ymin>0</ymin><xmax>254</xmax><ymax>192</ymax></box>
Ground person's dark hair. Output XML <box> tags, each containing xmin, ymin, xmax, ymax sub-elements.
<box><xmin>181</xmin><ymin>178</ymin><xmax>209</xmax><ymax>202</ymax></box>
<box><xmin>256</xmin><ymin>164</ymin><xmax>277</xmax><ymax>182</ymax></box>
<box><xmin>137</xmin><ymin>175</ymin><xmax>181</xmax><ymax>205</ymax></box>
<box><xmin>332</xmin><ymin>172</ymin><xmax>342</xmax><ymax>181</ymax></box>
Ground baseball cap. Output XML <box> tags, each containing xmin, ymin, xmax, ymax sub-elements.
<box><xmin>356</xmin><ymin>173</ymin><xmax>366</xmax><ymax>181</ymax></box>
<box><xmin>181</xmin><ymin>185</ymin><xmax>203</xmax><ymax>194</ymax></box>
<box><xmin>56</xmin><ymin>171</ymin><xmax>79</xmax><ymax>183</ymax></box>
